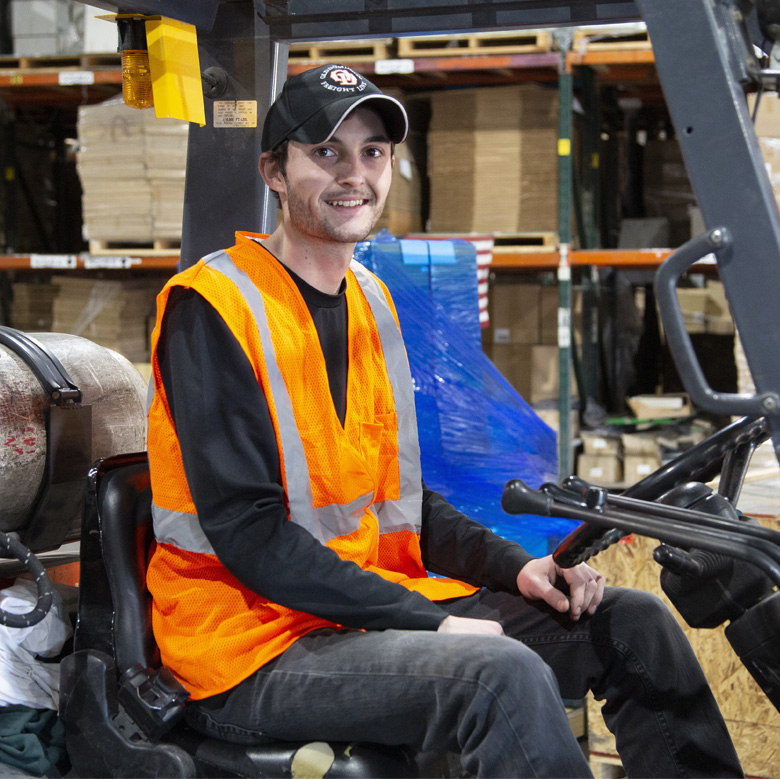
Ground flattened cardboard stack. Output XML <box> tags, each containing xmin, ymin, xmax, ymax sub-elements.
<box><xmin>372</xmin><ymin>139</ymin><xmax>423</xmax><ymax>235</ymax></box>
<box><xmin>428</xmin><ymin>84</ymin><xmax>559</xmax><ymax>233</ymax></box>
<box><xmin>77</xmin><ymin>98</ymin><xmax>188</xmax><ymax>244</ymax></box>
<box><xmin>10</xmin><ymin>282</ymin><xmax>59</xmax><ymax>331</ymax></box>
<box><xmin>146</xmin><ymin>118</ymin><xmax>189</xmax><ymax>240</ymax></box>
<box><xmin>51</xmin><ymin>276</ymin><xmax>161</xmax><ymax>363</ymax></box>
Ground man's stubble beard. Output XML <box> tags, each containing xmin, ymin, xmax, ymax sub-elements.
<box><xmin>285</xmin><ymin>186</ymin><xmax>384</xmax><ymax>245</ymax></box>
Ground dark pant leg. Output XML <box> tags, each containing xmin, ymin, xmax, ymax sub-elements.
<box><xmin>187</xmin><ymin>627</ymin><xmax>592</xmax><ymax>779</ymax></box>
<box><xmin>444</xmin><ymin>586</ymin><xmax>744</xmax><ymax>779</ymax></box>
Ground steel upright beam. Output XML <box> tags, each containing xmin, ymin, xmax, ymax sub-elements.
<box><xmin>578</xmin><ymin>67</ymin><xmax>601</xmax><ymax>405</ymax></box>
<box><xmin>557</xmin><ymin>37</ymin><xmax>574</xmax><ymax>480</ymax></box>
<box><xmin>638</xmin><ymin>0</ymin><xmax>780</xmax><ymax>463</ymax></box>
<box><xmin>180</xmin><ymin>5</ymin><xmax>287</xmax><ymax>268</ymax></box>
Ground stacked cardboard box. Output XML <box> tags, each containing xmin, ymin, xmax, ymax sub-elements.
<box><xmin>77</xmin><ymin>98</ymin><xmax>188</xmax><ymax>244</ymax></box>
<box><xmin>675</xmin><ymin>281</ymin><xmax>734</xmax><ymax>334</ymax></box>
<box><xmin>427</xmin><ymin>84</ymin><xmax>558</xmax><ymax>233</ymax></box>
<box><xmin>10</xmin><ymin>282</ymin><xmax>59</xmax><ymax>331</ymax></box>
<box><xmin>577</xmin><ymin>432</ymin><xmax>622</xmax><ymax>485</ymax></box>
<box><xmin>621</xmin><ymin>432</ymin><xmax>662</xmax><ymax>484</ymax></box>
<box><xmin>576</xmin><ymin>430</ymin><xmax>662</xmax><ymax>487</ymax></box>
<box><xmin>51</xmin><ymin>276</ymin><xmax>161</xmax><ymax>363</ymax></box>
<box><xmin>483</xmin><ymin>279</ymin><xmax>580</xmax><ymax>407</ymax></box>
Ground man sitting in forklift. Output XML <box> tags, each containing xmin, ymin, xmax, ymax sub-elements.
<box><xmin>145</xmin><ymin>64</ymin><xmax>743</xmax><ymax>778</ymax></box>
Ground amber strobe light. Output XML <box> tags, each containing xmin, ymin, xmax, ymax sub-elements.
<box><xmin>118</xmin><ymin>17</ymin><xmax>153</xmax><ymax>109</ymax></box>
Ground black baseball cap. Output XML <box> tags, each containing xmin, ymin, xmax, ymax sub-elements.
<box><xmin>261</xmin><ymin>64</ymin><xmax>409</xmax><ymax>153</ymax></box>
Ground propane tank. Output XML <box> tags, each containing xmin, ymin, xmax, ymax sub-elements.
<box><xmin>0</xmin><ymin>332</ymin><xmax>147</xmax><ymax>538</ymax></box>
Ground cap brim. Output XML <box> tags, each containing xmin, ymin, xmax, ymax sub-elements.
<box><xmin>289</xmin><ymin>94</ymin><xmax>409</xmax><ymax>146</ymax></box>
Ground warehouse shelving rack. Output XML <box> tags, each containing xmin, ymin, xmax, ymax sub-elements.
<box><xmin>0</xmin><ymin>40</ymin><xmax>667</xmax><ymax>279</ymax></box>
<box><xmin>0</xmin><ymin>26</ymin><xmax>721</xmax><ymax>477</ymax></box>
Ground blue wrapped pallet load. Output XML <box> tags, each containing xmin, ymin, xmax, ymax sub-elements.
<box><xmin>357</xmin><ymin>233</ymin><xmax>578</xmax><ymax>556</ymax></box>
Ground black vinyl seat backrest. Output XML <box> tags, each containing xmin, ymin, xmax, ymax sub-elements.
<box><xmin>68</xmin><ymin>452</ymin><xmax>421</xmax><ymax>778</ymax></box>
<box><xmin>75</xmin><ymin>452</ymin><xmax>159</xmax><ymax>672</ymax></box>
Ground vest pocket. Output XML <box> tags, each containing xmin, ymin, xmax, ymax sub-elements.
<box><xmin>359</xmin><ymin>420</ymin><xmax>383</xmax><ymax>478</ymax></box>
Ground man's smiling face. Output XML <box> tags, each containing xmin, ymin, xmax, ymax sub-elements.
<box><xmin>272</xmin><ymin>106</ymin><xmax>394</xmax><ymax>246</ymax></box>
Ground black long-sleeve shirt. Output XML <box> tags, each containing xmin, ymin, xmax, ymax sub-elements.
<box><xmin>156</xmin><ymin>261</ymin><xmax>533</xmax><ymax>632</ymax></box>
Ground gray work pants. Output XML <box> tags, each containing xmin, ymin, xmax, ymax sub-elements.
<box><xmin>187</xmin><ymin>586</ymin><xmax>743</xmax><ymax>779</ymax></box>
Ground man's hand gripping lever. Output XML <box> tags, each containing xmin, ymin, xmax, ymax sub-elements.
<box><xmin>501</xmin><ymin>480</ymin><xmax>605</xmax><ymax>620</ymax></box>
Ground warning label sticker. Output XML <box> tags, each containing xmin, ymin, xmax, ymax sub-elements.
<box><xmin>214</xmin><ymin>101</ymin><xmax>258</xmax><ymax>128</ymax></box>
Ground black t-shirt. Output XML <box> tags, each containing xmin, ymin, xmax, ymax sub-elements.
<box><xmin>155</xmin><ymin>254</ymin><xmax>533</xmax><ymax>632</ymax></box>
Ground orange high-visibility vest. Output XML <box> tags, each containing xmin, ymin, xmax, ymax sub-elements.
<box><xmin>146</xmin><ymin>232</ymin><xmax>478</xmax><ymax>700</ymax></box>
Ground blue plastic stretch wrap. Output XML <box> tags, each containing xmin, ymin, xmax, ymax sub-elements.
<box><xmin>356</xmin><ymin>233</ymin><xmax>579</xmax><ymax>557</ymax></box>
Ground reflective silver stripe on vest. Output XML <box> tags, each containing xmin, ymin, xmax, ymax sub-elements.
<box><xmin>153</xmin><ymin>502</ymin><xmax>215</xmax><ymax>554</ymax></box>
<box><xmin>204</xmin><ymin>251</ymin><xmax>325</xmax><ymax>540</ymax></box>
<box><xmin>349</xmin><ymin>260</ymin><xmax>422</xmax><ymax>535</ymax></box>
<box><xmin>316</xmin><ymin>490</ymin><xmax>375</xmax><ymax>540</ymax></box>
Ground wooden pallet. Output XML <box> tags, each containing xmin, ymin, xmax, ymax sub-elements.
<box><xmin>572</xmin><ymin>28</ymin><xmax>651</xmax><ymax>52</ymax></box>
<box><xmin>288</xmin><ymin>39</ymin><xmax>394</xmax><ymax>64</ymax></box>
<box><xmin>88</xmin><ymin>238</ymin><xmax>180</xmax><ymax>257</ymax></box>
<box><xmin>397</xmin><ymin>30</ymin><xmax>551</xmax><ymax>58</ymax></box>
<box><xmin>0</xmin><ymin>52</ymin><xmax>120</xmax><ymax>71</ymax></box>
<box><xmin>491</xmin><ymin>231</ymin><xmax>558</xmax><ymax>254</ymax></box>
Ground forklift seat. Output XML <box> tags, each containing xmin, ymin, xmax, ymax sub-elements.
<box><xmin>59</xmin><ymin>452</ymin><xmax>418</xmax><ymax>778</ymax></box>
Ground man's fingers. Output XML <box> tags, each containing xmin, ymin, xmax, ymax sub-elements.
<box><xmin>569</xmin><ymin>578</ymin><xmax>595</xmax><ymax>619</ymax></box>
<box><xmin>536</xmin><ymin>580</ymin><xmax>570</xmax><ymax>613</ymax></box>
<box><xmin>567</xmin><ymin>568</ymin><xmax>605</xmax><ymax>619</ymax></box>
<box><xmin>587</xmin><ymin>574</ymin><xmax>606</xmax><ymax>614</ymax></box>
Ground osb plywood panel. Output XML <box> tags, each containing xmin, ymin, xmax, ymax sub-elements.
<box><xmin>585</xmin><ymin>528</ymin><xmax>780</xmax><ymax>778</ymax></box>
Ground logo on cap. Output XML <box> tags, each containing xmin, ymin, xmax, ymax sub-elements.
<box><xmin>330</xmin><ymin>69</ymin><xmax>358</xmax><ymax>87</ymax></box>
<box><xmin>320</xmin><ymin>65</ymin><xmax>367</xmax><ymax>93</ymax></box>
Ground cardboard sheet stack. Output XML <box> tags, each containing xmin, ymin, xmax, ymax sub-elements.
<box><xmin>372</xmin><ymin>139</ymin><xmax>423</xmax><ymax>236</ymax></box>
<box><xmin>51</xmin><ymin>276</ymin><xmax>161</xmax><ymax>363</ymax></box>
<box><xmin>10</xmin><ymin>282</ymin><xmax>59</xmax><ymax>332</ymax></box>
<box><xmin>146</xmin><ymin>118</ymin><xmax>189</xmax><ymax>240</ymax></box>
<box><xmin>77</xmin><ymin>98</ymin><xmax>188</xmax><ymax>244</ymax></box>
<box><xmin>428</xmin><ymin>84</ymin><xmax>559</xmax><ymax>233</ymax></box>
